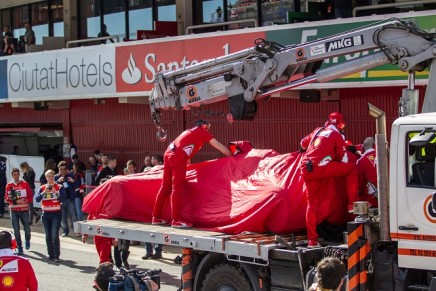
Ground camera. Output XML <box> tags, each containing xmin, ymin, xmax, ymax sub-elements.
<box><xmin>108</xmin><ymin>268</ymin><xmax>161</xmax><ymax>291</ymax></box>
<box><xmin>48</xmin><ymin>185</ymin><xmax>53</xmax><ymax>191</ymax></box>
<box><xmin>8</xmin><ymin>187</ymin><xmax>19</xmax><ymax>205</ymax></box>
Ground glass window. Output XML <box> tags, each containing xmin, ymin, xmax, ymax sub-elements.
<box><xmin>12</xmin><ymin>5</ymin><xmax>30</xmax><ymax>31</ymax></box>
<box><xmin>103</xmin><ymin>0</ymin><xmax>126</xmax><ymax>42</ymax></box>
<box><xmin>31</xmin><ymin>3</ymin><xmax>49</xmax><ymax>45</ymax></box>
<box><xmin>158</xmin><ymin>0</ymin><xmax>176</xmax><ymax>21</ymax></box>
<box><xmin>202</xmin><ymin>0</ymin><xmax>224</xmax><ymax>23</ymax></box>
<box><xmin>227</xmin><ymin>0</ymin><xmax>258</xmax><ymax>27</ymax></box>
<box><xmin>1</xmin><ymin>9</ymin><xmax>11</xmax><ymax>32</ymax></box>
<box><xmin>79</xmin><ymin>0</ymin><xmax>101</xmax><ymax>39</ymax></box>
<box><xmin>128</xmin><ymin>0</ymin><xmax>153</xmax><ymax>40</ymax></box>
<box><xmin>407</xmin><ymin>131</ymin><xmax>436</xmax><ymax>188</ymax></box>
<box><xmin>51</xmin><ymin>0</ymin><xmax>64</xmax><ymax>37</ymax></box>
<box><xmin>261</xmin><ymin>0</ymin><xmax>294</xmax><ymax>26</ymax></box>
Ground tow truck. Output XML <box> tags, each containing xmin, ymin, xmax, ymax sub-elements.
<box><xmin>76</xmin><ymin>18</ymin><xmax>436</xmax><ymax>290</ymax></box>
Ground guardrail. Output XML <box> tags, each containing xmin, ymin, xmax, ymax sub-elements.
<box><xmin>66</xmin><ymin>35</ymin><xmax>120</xmax><ymax>48</ymax></box>
<box><xmin>186</xmin><ymin>19</ymin><xmax>258</xmax><ymax>35</ymax></box>
<box><xmin>353</xmin><ymin>0</ymin><xmax>436</xmax><ymax>17</ymax></box>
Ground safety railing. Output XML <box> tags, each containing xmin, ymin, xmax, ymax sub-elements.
<box><xmin>186</xmin><ymin>19</ymin><xmax>258</xmax><ymax>35</ymax></box>
<box><xmin>66</xmin><ymin>35</ymin><xmax>120</xmax><ymax>48</ymax></box>
<box><xmin>353</xmin><ymin>0</ymin><xmax>436</xmax><ymax>17</ymax></box>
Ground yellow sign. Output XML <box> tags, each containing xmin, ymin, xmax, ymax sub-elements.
<box><xmin>2</xmin><ymin>276</ymin><xmax>14</xmax><ymax>287</ymax></box>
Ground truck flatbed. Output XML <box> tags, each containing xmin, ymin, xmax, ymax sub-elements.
<box><xmin>75</xmin><ymin>219</ymin><xmax>318</xmax><ymax>264</ymax></box>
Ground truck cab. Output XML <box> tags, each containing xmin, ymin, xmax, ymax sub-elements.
<box><xmin>390</xmin><ymin>114</ymin><xmax>436</xmax><ymax>271</ymax></box>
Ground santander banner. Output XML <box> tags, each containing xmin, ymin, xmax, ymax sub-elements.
<box><xmin>115</xmin><ymin>32</ymin><xmax>265</xmax><ymax>93</ymax></box>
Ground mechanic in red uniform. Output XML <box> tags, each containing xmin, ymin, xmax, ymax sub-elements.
<box><xmin>300</xmin><ymin>112</ymin><xmax>358</xmax><ymax>248</ymax></box>
<box><xmin>357</xmin><ymin>137</ymin><xmax>378</xmax><ymax>207</ymax></box>
<box><xmin>0</xmin><ymin>231</ymin><xmax>38</xmax><ymax>291</ymax></box>
<box><xmin>152</xmin><ymin>120</ymin><xmax>232</xmax><ymax>228</ymax></box>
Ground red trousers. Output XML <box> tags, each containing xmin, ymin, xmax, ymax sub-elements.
<box><xmin>94</xmin><ymin>236</ymin><xmax>112</xmax><ymax>264</ymax></box>
<box><xmin>301</xmin><ymin>161</ymin><xmax>358</xmax><ymax>241</ymax></box>
<box><xmin>152</xmin><ymin>152</ymin><xmax>187</xmax><ymax>221</ymax></box>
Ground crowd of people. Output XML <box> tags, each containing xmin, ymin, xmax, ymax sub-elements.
<box><xmin>1</xmin><ymin>23</ymin><xmax>35</xmax><ymax>56</ymax></box>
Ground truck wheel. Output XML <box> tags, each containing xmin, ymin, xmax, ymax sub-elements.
<box><xmin>201</xmin><ymin>264</ymin><xmax>251</xmax><ymax>291</ymax></box>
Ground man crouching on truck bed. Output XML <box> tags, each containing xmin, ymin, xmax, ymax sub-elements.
<box><xmin>152</xmin><ymin>120</ymin><xmax>232</xmax><ymax>228</ymax></box>
<box><xmin>300</xmin><ymin>112</ymin><xmax>358</xmax><ymax>248</ymax></box>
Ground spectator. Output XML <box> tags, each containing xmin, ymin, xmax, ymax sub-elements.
<box><xmin>12</xmin><ymin>145</ymin><xmax>19</xmax><ymax>155</ymax></box>
<box><xmin>125</xmin><ymin>160</ymin><xmax>136</xmax><ymax>175</ymax></box>
<box><xmin>55</xmin><ymin>161</ymin><xmax>78</xmax><ymax>237</ymax></box>
<box><xmin>40</xmin><ymin>159</ymin><xmax>57</xmax><ymax>185</ymax></box>
<box><xmin>96</xmin><ymin>153</ymin><xmax>109</xmax><ymax>178</ymax></box>
<box><xmin>308</xmin><ymin>257</ymin><xmax>346</xmax><ymax>291</ymax></box>
<box><xmin>69</xmin><ymin>154</ymin><xmax>86</xmax><ymax>173</ymax></box>
<box><xmin>0</xmin><ymin>156</ymin><xmax>6</xmax><ymax>218</ymax></box>
<box><xmin>1</xmin><ymin>31</ymin><xmax>14</xmax><ymax>56</ymax></box>
<box><xmin>141</xmin><ymin>155</ymin><xmax>152</xmax><ymax>172</ymax></box>
<box><xmin>94</xmin><ymin>150</ymin><xmax>102</xmax><ymax>163</ymax></box>
<box><xmin>72</xmin><ymin>163</ymin><xmax>85</xmax><ymax>221</ymax></box>
<box><xmin>24</xmin><ymin>22</ymin><xmax>35</xmax><ymax>52</ymax></box>
<box><xmin>88</xmin><ymin>155</ymin><xmax>100</xmax><ymax>185</ymax></box>
<box><xmin>95</xmin><ymin>156</ymin><xmax>117</xmax><ymax>185</ymax></box>
<box><xmin>98</xmin><ymin>24</ymin><xmax>115</xmax><ymax>44</ymax></box>
<box><xmin>35</xmin><ymin>169</ymin><xmax>67</xmax><ymax>263</ymax></box>
<box><xmin>20</xmin><ymin>162</ymin><xmax>41</xmax><ymax>225</ymax></box>
<box><xmin>5</xmin><ymin>168</ymin><xmax>33</xmax><ymax>255</ymax></box>
<box><xmin>0</xmin><ymin>231</ymin><xmax>38</xmax><ymax>290</ymax></box>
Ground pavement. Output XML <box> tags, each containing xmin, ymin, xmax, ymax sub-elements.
<box><xmin>0</xmin><ymin>212</ymin><xmax>183</xmax><ymax>290</ymax></box>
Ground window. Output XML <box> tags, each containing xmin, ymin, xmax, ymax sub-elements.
<box><xmin>79</xmin><ymin>0</ymin><xmax>101</xmax><ymax>39</ymax></box>
<box><xmin>157</xmin><ymin>0</ymin><xmax>176</xmax><ymax>21</ymax></box>
<box><xmin>202</xmin><ymin>0</ymin><xmax>224</xmax><ymax>23</ymax></box>
<box><xmin>103</xmin><ymin>0</ymin><xmax>126</xmax><ymax>41</ymax></box>
<box><xmin>51</xmin><ymin>0</ymin><xmax>64</xmax><ymax>37</ymax></box>
<box><xmin>12</xmin><ymin>5</ymin><xmax>30</xmax><ymax>39</ymax></box>
<box><xmin>407</xmin><ymin>130</ymin><xmax>436</xmax><ymax>188</ymax></box>
<box><xmin>31</xmin><ymin>2</ymin><xmax>49</xmax><ymax>44</ymax></box>
<box><xmin>128</xmin><ymin>0</ymin><xmax>153</xmax><ymax>40</ymax></box>
<box><xmin>261</xmin><ymin>0</ymin><xmax>294</xmax><ymax>26</ymax></box>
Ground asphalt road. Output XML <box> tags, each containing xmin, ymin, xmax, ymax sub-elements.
<box><xmin>0</xmin><ymin>214</ymin><xmax>182</xmax><ymax>291</ymax></box>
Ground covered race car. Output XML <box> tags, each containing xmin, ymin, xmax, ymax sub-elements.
<box><xmin>82</xmin><ymin>141</ymin><xmax>349</xmax><ymax>235</ymax></box>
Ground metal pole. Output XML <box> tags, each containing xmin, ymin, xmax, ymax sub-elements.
<box><xmin>368</xmin><ymin>103</ymin><xmax>390</xmax><ymax>241</ymax></box>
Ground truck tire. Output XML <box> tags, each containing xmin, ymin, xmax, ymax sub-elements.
<box><xmin>201</xmin><ymin>264</ymin><xmax>251</xmax><ymax>291</ymax></box>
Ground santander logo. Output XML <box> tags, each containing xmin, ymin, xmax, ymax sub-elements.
<box><xmin>121</xmin><ymin>53</ymin><xmax>142</xmax><ymax>85</ymax></box>
<box><xmin>115</xmin><ymin>31</ymin><xmax>265</xmax><ymax>92</ymax></box>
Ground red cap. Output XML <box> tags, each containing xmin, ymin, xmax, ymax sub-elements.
<box><xmin>345</xmin><ymin>140</ymin><xmax>353</xmax><ymax>147</ymax></box>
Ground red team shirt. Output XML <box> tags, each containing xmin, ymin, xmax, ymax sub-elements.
<box><xmin>170</xmin><ymin>126</ymin><xmax>214</xmax><ymax>158</ymax></box>
<box><xmin>300</xmin><ymin>125</ymin><xmax>347</xmax><ymax>169</ymax></box>
<box><xmin>0</xmin><ymin>249</ymin><xmax>38</xmax><ymax>291</ymax></box>
<box><xmin>4</xmin><ymin>181</ymin><xmax>33</xmax><ymax>212</ymax></box>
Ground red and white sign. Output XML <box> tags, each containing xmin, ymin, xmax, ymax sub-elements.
<box><xmin>115</xmin><ymin>31</ymin><xmax>265</xmax><ymax>93</ymax></box>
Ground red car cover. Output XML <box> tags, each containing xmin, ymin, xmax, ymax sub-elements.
<box><xmin>82</xmin><ymin>142</ymin><xmax>349</xmax><ymax>234</ymax></box>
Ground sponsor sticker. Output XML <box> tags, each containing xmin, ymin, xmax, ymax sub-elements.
<box><xmin>2</xmin><ymin>276</ymin><xmax>14</xmax><ymax>287</ymax></box>
<box><xmin>186</xmin><ymin>86</ymin><xmax>198</xmax><ymax>100</ymax></box>
<box><xmin>207</xmin><ymin>81</ymin><xmax>231</xmax><ymax>96</ymax></box>
<box><xmin>310</xmin><ymin>44</ymin><xmax>326</xmax><ymax>57</ymax></box>
<box><xmin>326</xmin><ymin>35</ymin><xmax>364</xmax><ymax>52</ymax></box>
<box><xmin>164</xmin><ymin>234</ymin><xmax>170</xmax><ymax>244</ymax></box>
<box><xmin>296</xmin><ymin>48</ymin><xmax>307</xmax><ymax>62</ymax></box>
